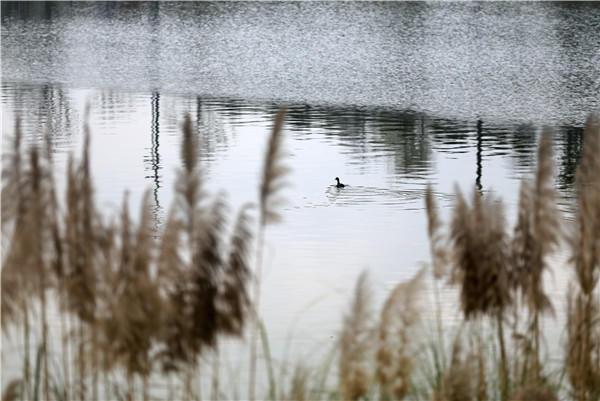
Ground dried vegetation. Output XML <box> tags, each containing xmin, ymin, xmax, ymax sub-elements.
<box><xmin>1</xmin><ymin>111</ymin><xmax>599</xmax><ymax>401</ymax></box>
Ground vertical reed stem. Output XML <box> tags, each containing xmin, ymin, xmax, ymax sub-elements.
<box><xmin>92</xmin><ymin>325</ymin><xmax>99</xmax><ymax>401</ymax></box>
<box><xmin>532</xmin><ymin>312</ymin><xmax>540</xmax><ymax>382</ymax></box>
<box><xmin>249</xmin><ymin>227</ymin><xmax>266</xmax><ymax>401</ymax></box>
<box><xmin>41</xmin><ymin>288</ymin><xmax>50</xmax><ymax>401</ymax></box>
<box><xmin>23</xmin><ymin>303</ymin><xmax>32</xmax><ymax>400</ymax></box>
<box><xmin>60</xmin><ymin>308</ymin><xmax>71</xmax><ymax>401</ymax></box>
<box><xmin>212</xmin><ymin>347</ymin><xmax>220</xmax><ymax>401</ymax></box>
<box><xmin>433</xmin><ymin>276</ymin><xmax>447</xmax><ymax>387</ymax></box>
<box><xmin>496</xmin><ymin>312</ymin><xmax>509</xmax><ymax>401</ymax></box>
<box><xmin>79</xmin><ymin>321</ymin><xmax>87</xmax><ymax>401</ymax></box>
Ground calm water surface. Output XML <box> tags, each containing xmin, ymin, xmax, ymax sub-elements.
<box><xmin>2</xmin><ymin>1</ymin><xmax>599</xmax><ymax>390</ymax></box>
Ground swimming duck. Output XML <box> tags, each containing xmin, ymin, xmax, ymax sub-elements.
<box><xmin>335</xmin><ymin>177</ymin><xmax>345</xmax><ymax>188</ymax></box>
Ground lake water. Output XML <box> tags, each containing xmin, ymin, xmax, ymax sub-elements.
<box><xmin>2</xmin><ymin>1</ymin><xmax>600</xmax><ymax>394</ymax></box>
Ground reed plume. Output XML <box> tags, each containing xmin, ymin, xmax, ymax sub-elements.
<box><xmin>158</xmin><ymin>115</ymin><xmax>254</xmax><ymax>379</ymax></box>
<box><xmin>450</xmin><ymin>189</ymin><xmax>511</xmax><ymax>399</ymax></box>
<box><xmin>1</xmin><ymin>118</ymin><xmax>23</xmax><ymax>238</ymax></box>
<box><xmin>376</xmin><ymin>269</ymin><xmax>425</xmax><ymax>400</ymax></box>
<box><xmin>259</xmin><ymin>107</ymin><xmax>289</xmax><ymax>225</ymax></box>
<box><xmin>2</xmin><ymin>130</ymin><xmax>59</xmax><ymax>399</ymax></box>
<box><xmin>63</xmin><ymin>136</ymin><xmax>100</xmax><ymax>324</ymax></box>
<box><xmin>566</xmin><ymin>114</ymin><xmax>600</xmax><ymax>401</ymax></box>
<box><xmin>0</xmin><ymin>109</ymin><xmax>261</xmax><ymax>400</ymax></box>
<box><xmin>250</xmin><ymin>107</ymin><xmax>288</xmax><ymax>401</ymax></box>
<box><xmin>0</xmin><ymin>121</ymin><xmax>25</xmax><ymax>320</ymax></box>
<box><xmin>425</xmin><ymin>185</ymin><xmax>448</xmax><ymax>279</ymax></box>
<box><xmin>450</xmin><ymin>189</ymin><xmax>511</xmax><ymax>318</ymax></box>
<box><xmin>97</xmin><ymin>192</ymin><xmax>162</xmax><ymax>384</ymax></box>
<box><xmin>340</xmin><ymin>271</ymin><xmax>373</xmax><ymax>401</ymax></box>
<box><xmin>1</xmin><ymin>123</ymin><xmax>29</xmax><ymax>397</ymax></box>
<box><xmin>188</xmin><ymin>196</ymin><xmax>227</xmax><ymax>351</ymax></box>
<box><xmin>425</xmin><ymin>184</ymin><xmax>450</xmax><ymax>384</ymax></box>
<box><xmin>522</xmin><ymin>131</ymin><xmax>560</xmax><ymax>313</ymax></box>
<box><xmin>510</xmin><ymin>131</ymin><xmax>560</xmax><ymax>383</ymax></box>
<box><xmin>217</xmin><ymin>205</ymin><xmax>253</xmax><ymax>336</ymax></box>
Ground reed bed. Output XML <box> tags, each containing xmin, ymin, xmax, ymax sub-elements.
<box><xmin>1</xmin><ymin>111</ymin><xmax>599</xmax><ymax>401</ymax></box>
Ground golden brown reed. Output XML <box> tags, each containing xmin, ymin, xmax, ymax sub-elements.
<box><xmin>425</xmin><ymin>185</ymin><xmax>449</xmax><ymax>279</ymax></box>
<box><xmin>3</xmin><ymin>109</ymin><xmax>600</xmax><ymax>401</ymax></box>
<box><xmin>217</xmin><ymin>206</ymin><xmax>253</xmax><ymax>336</ymax></box>
<box><xmin>376</xmin><ymin>269</ymin><xmax>425</xmax><ymax>400</ymax></box>
<box><xmin>450</xmin><ymin>189</ymin><xmax>511</xmax><ymax>319</ymax></box>
<box><xmin>432</xmin><ymin>337</ymin><xmax>478</xmax><ymax>401</ymax></box>
<box><xmin>512</xmin><ymin>132</ymin><xmax>560</xmax><ymax>315</ymax></box>
<box><xmin>1</xmin><ymin>111</ymin><xmax>256</xmax><ymax>400</ymax></box>
<box><xmin>259</xmin><ymin>107</ymin><xmax>289</xmax><ymax>225</ymax></box>
<box><xmin>449</xmin><ymin>187</ymin><xmax>511</xmax><ymax>400</ymax></box>
<box><xmin>510</xmin><ymin>385</ymin><xmax>558</xmax><ymax>401</ymax></box>
<box><xmin>566</xmin><ymin>114</ymin><xmax>600</xmax><ymax>401</ymax></box>
<box><xmin>340</xmin><ymin>271</ymin><xmax>374</xmax><ymax>401</ymax></box>
<box><xmin>249</xmin><ymin>106</ymin><xmax>288</xmax><ymax>401</ymax></box>
<box><xmin>97</xmin><ymin>192</ymin><xmax>162</xmax><ymax>379</ymax></box>
<box><xmin>158</xmin><ymin>115</ymin><xmax>255</xmax><ymax>374</ymax></box>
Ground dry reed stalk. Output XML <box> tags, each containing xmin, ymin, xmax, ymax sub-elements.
<box><xmin>476</xmin><ymin>336</ymin><xmax>487</xmax><ymax>401</ymax></box>
<box><xmin>510</xmin><ymin>385</ymin><xmax>558</xmax><ymax>401</ymax></box>
<box><xmin>211</xmin><ymin>348</ymin><xmax>220</xmax><ymax>401</ymax></box>
<box><xmin>425</xmin><ymin>185</ymin><xmax>450</xmax><ymax>382</ymax></box>
<box><xmin>512</xmin><ymin>133</ymin><xmax>559</xmax><ymax>307</ymax></box>
<box><xmin>29</xmin><ymin>146</ymin><xmax>51</xmax><ymax>401</ymax></box>
<box><xmin>217</xmin><ymin>205</ymin><xmax>253</xmax><ymax>336</ymax></box>
<box><xmin>189</xmin><ymin>196</ymin><xmax>227</xmax><ymax>351</ymax></box>
<box><xmin>2</xmin><ymin>128</ymin><xmax>58</xmax><ymax>400</ymax></box>
<box><xmin>340</xmin><ymin>271</ymin><xmax>373</xmax><ymax>401</ymax></box>
<box><xmin>510</xmin><ymin>131</ymin><xmax>560</xmax><ymax>382</ymax></box>
<box><xmin>376</xmin><ymin>269</ymin><xmax>425</xmax><ymax>400</ymax></box>
<box><xmin>98</xmin><ymin>192</ymin><xmax>162</xmax><ymax>388</ymax></box>
<box><xmin>249</xmin><ymin>107</ymin><xmax>288</xmax><ymax>401</ymax></box>
<box><xmin>450</xmin><ymin>189</ymin><xmax>511</xmax><ymax>318</ymax></box>
<box><xmin>288</xmin><ymin>363</ymin><xmax>310</xmax><ymax>401</ymax></box>
<box><xmin>566</xmin><ymin>114</ymin><xmax>600</xmax><ymax>401</ymax></box>
<box><xmin>566</xmin><ymin>288</ymin><xmax>600</xmax><ymax>401</ymax></box>
<box><xmin>531</xmin><ymin>132</ymin><xmax>560</xmax><ymax>380</ymax></box>
<box><xmin>1</xmin><ymin>110</ymin><xmax>259</xmax><ymax>400</ymax></box>
<box><xmin>157</xmin><ymin>115</ymin><xmax>205</xmax><ymax>373</ymax></box>
<box><xmin>43</xmin><ymin>128</ymin><xmax>73</xmax><ymax>400</ymax></box>
<box><xmin>1</xmin><ymin>118</ymin><xmax>23</xmax><ymax>245</ymax></box>
<box><xmin>63</xmin><ymin>130</ymin><xmax>102</xmax><ymax>401</ymax></box>
<box><xmin>425</xmin><ymin>185</ymin><xmax>449</xmax><ymax>279</ymax></box>
<box><xmin>450</xmin><ymin>189</ymin><xmax>511</xmax><ymax>400</ymax></box>
<box><xmin>259</xmin><ymin>107</ymin><xmax>289</xmax><ymax>226</ymax></box>
<box><xmin>1</xmin><ymin>120</ymin><xmax>36</xmax><ymax>399</ymax></box>
<box><xmin>433</xmin><ymin>337</ymin><xmax>477</xmax><ymax>401</ymax></box>
<box><xmin>157</xmin><ymin>115</ymin><xmax>254</xmax><ymax>388</ymax></box>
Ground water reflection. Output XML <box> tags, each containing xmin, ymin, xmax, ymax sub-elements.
<box><xmin>476</xmin><ymin>119</ymin><xmax>483</xmax><ymax>192</ymax></box>
<box><xmin>146</xmin><ymin>91</ymin><xmax>161</xmax><ymax>225</ymax></box>
<box><xmin>1</xmin><ymin>81</ymin><xmax>587</xmax><ymax>213</ymax></box>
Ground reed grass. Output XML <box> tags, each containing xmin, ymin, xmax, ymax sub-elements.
<box><xmin>340</xmin><ymin>271</ymin><xmax>373</xmax><ymax>401</ymax></box>
<box><xmin>1</xmin><ymin>111</ymin><xmax>599</xmax><ymax>401</ymax></box>
<box><xmin>249</xmin><ymin>107</ymin><xmax>288</xmax><ymax>401</ymax></box>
